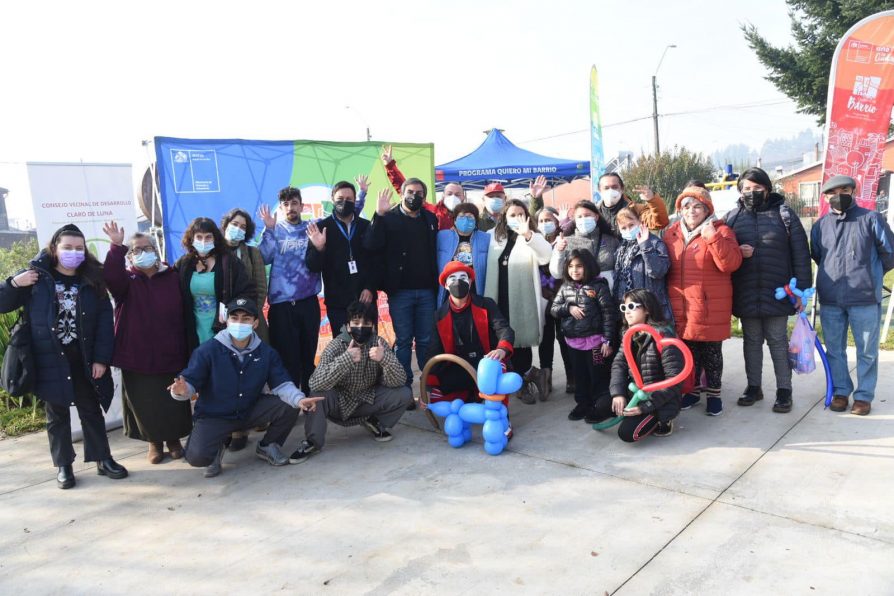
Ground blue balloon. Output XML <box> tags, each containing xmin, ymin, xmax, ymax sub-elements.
<box><xmin>444</xmin><ymin>414</ymin><xmax>464</xmax><ymax>437</ymax></box>
<box><xmin>496</xmin><ymin>372</ymin><xmax>523</xmax><ymax>394</ymax></box>
<box><xmin>448</xmin><ymin>434</ymin><xmax>466</xmax><ymax>448</ymax></box>
<box><xmin>462</xmin><ymin>427</ymin><xmax>472</xmax><ymax>442</ymax></box>
<box><xmin>428</xmin><ymin>401</ymin><xmax>453</xmax><ymax>417</ymax></box>
<box><xmin>482</xmin><ymin>419</ymin><xmax>504</xmax><ymax>443</ymax></box>
<box><xmin>476</xmin><ymin>358</ymin><xmax>501</xmax><ymax>394</ymax></box>
<box><xmin>484</xmin><ymin>440</ymin><xmax>504</xmax><ymax>456</ymax></box>
<box><xmin>461</xmin><ymin>403</ymin><xmax>487</xmax><ymax>424</ymax></box>
<box><xmin>450</xmin><ymin>398</ymin><xmax>464</xmax><ymax>413</ymax></box>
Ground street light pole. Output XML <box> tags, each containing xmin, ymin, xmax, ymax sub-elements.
<box><xmin>652</xmin><ymin>44</ymin><xmax>676</xmax><ymax>156</ymax></box>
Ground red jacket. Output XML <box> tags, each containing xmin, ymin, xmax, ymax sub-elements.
<box><xmin>385</xmin><ymin>159</ymin><xmax>453</xmax><ymax>230</ymax></box>
<box><xmin>665</xmin><ymin>190</ymin><xmax>742</xmax><ymax>342</ymax></box>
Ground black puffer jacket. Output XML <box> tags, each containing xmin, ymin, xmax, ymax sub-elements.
<box><xmin>0</xmin><ymin>251</ymin><xmax>115</xmax><ymax>410</ymax></box>
<box><xmin>609</xmin><ymin>325</ymin><xmax>684</xmax><ymax>419</ymax></box>
<box><xmin>550</xmin><ymin>277</ymin><xmax>618</xmax><ymax>342</ymax></box>
<box><xmin>726</xmin><ymin>193</ymin><xmax>812</xmax><ymax>318</ymax></box>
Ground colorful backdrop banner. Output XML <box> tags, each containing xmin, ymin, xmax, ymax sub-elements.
<box><xmin>589</xmin><ymin>65</ymin><xmax>605</xmax><ymax>203</ymax></box>
<box><xmin>820</xmin><ymin>10</ymin><xmax>894</xmax><ymax>216</ymax></box>
<box><xmin>154</xmin><ymin>137</ymin><xmax>435</xmax><ymax>261</ymax></box>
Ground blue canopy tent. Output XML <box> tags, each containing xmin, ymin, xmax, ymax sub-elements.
<box><xmin>434</xmin><ymin>128</ymin><xmax>589</xmax><ymax>190</ymax></box>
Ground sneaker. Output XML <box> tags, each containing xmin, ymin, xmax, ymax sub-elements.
<box><xmin>255</xmin><ymin>442</ymin><xmax>289</xmax><ymax>466</ymax></box>
<box><xmin>361</xmin><ymin>416</ymin><xmax>394</xmax><ymax>442</ymax></box>
<box><xmin>737</xmin><ymin>385</ymin><xmax>764</xmax><ymax>407</ymax></box>
<box><xmin>706</xmin><ymin>397</ymin><xmax>723</xmax><ymax>416</ymax></box>
<box><xmin>772</xmin><ymin>388</ymin><xmax>792</xmax><ymax>413</ymax></box>
<box><xmin>568</xmin><ymin>405</ymin><xmax>588</xmax><ymax>421</ymax></box>
<box><xmin>289</xmin><ymin>440</ymin><xmax>319</xmax><ymax>464</ymax></box>
<box><xmin>680</xmin><ymin>393</ymin><xmax>701</xmax><ymax>410</ymax></box>
<box><xmin>654</xmin><ymin>420</ymin><xmax>674</xmax><ymax>437</ymax></box>
<box><xmin>204</xmin><ymin>444</ymin><xmax>226</xmax><ymax>478</ymax></box>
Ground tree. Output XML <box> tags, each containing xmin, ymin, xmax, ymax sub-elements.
<box><xmin>622</xmin><ymin>147</ymin><xmax>716</xmax><ymax>213</ymax></box>
<box><xmin>742</xmin><ymin>1</ymin><xmax>894</xmax><ymax>125</ymax></box>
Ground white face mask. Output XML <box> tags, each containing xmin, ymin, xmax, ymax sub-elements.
<box><xmin>601</xmin><ymin>188</ymin><xmax>622</xmax><ymax>207</ymax></box>
<box><xmin>443</xmin><ymin>194</ymin><xmax>462</xmax><ymax>212</ymax></box>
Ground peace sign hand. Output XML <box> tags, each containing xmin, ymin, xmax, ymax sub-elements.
<box><xmin>381</xmin><ymin>145</ymin><xmax>393</xmax><ymax>165</ymax></box>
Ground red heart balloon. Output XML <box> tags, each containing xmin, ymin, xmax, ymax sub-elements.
<box><xmin>622</xmin><ymin>324</ymin><xmax>694</xmax><ymax>394</ymax></box>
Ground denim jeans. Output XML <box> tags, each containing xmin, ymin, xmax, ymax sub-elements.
<box><xmin>388</xmin><ymin>289</ymin><xmax>437</xmax><ymax>386</ymax></box>
<box><xmin>820</xmin><ymin>304</ymin><xmax>881</xmax><ymax>403</ymax></box>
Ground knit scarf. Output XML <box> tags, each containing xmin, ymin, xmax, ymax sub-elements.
<box><xmin>615</xmin><ymin>238</ymin><xmax>642</xmax><ymax>293</ymax></box>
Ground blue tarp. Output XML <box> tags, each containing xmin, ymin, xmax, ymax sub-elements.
<box><xmin>435</xmin><ymin>129</ymin><xmax>588</xmax><ymax>188</ymax></box>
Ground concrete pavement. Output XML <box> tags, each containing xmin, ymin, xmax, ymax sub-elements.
<box><xmin>0</xmin><ymin>338</ymin><xmax>892</xmax><ymax>594</ymax></box>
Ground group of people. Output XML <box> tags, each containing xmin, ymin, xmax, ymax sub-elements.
<box><xmin>2</xmin><ymin>150</ymin><xmax>892</xmax><ymax>489</ymax></box>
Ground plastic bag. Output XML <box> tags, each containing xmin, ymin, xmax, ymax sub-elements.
<box><xmin>788</xmin><ymin>315</ymin><xmax>816</xmax><ymax>374</ymax></box>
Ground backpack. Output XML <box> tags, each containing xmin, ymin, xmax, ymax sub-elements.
<box><xmin>1</xmin><ymin>311</ymin><xmax>35</xmax><ymax>397</ymax></box>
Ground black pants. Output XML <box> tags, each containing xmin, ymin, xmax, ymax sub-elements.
<box><xmin>568</xmin><ymin>347</ymin><xmax>610</xmax><ymax>410</ymax></box>
<box><xmin>539</xmin><ymin>308</ymin><xmax>571</xmax><ymax>374</ymax></box>
<box><xmin>591</xmin><ymin>394</ymin><xmax>665</xmax><ymax>442</ymax></box>
<box><xmin>511</xmin><ymin>347</ymin><xmax>533</xmax><ymax>375</ymax></box>
<box><xmin>45</xmin><ymin>365</ymin><xmax>111</xmax><ymax>466</ymax></box>
<box><xmin>268</xmin><ymin>297</ymin><xmax>321</xmax><ymax>394</ymax></box>
<box><xmin>184</xmin><ymin>395</ymin><xmax>299</xmax><ymax>467</ymax></box>
<box><xmin>683</xmin><ymin>340</ymin><xmax>724</xmax><ymax>390</ymax></box>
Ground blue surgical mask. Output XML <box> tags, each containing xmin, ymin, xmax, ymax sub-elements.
<box><xmin>225</xmin><ymin>225</ymin><xmax>246</xmax><ymax>243</ymax></box>
<box><xmin>192</xmin><ymin>239</ymin><xmax>214</xmax><ymax>256</ymax></box>
<box><xmin>133</xmin><ymin>250</ymin><xmax>158</xmax><ymax>268</ymax></box>
<box><xmin>541</xmin><ymin>221</ymin><xmax>557</xmax><ymax>236</ymax></box>
<box><xmin>507</xmin><ymin>219</ymin><xmax>521</xmax><ymax>232</ymax></box>
<box><xmin>227</xmin><ymin>322</ymin><xmax>253</xmax><ymax>341</ymax></box>
<box><xmin>621</xmin><ymin>225</ymin><xmax>640</xmax><ymax>242</ymax></box>
<box><xmin>455</xmin><ymin>216</ymin><xmax>476</xmax><ymax>235</ymax></box>
<box><xmin>486</xmin><ymin>197</ymin><xmax>504</xmax><ymax>213</ymax></box>
<box><xmin>577</xmin><ymin>216</ymin><xmax>597</xmax><ymax>234</ymax></box>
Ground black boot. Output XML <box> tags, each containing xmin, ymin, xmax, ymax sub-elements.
<box><xmin>772</xmin><ymin>388</ymin><xmax>793</xmax><ymax>413</ymax></box>
<box><xmin>96</xmin><ymin>458</ymin><xmax>129</xmax><ymax>480</ymax></box>
<box><xmin>57</xmin><ymin>465</ymin><xmax>76</xmax><ymax>490</ymax></box>
<box><xmin>736</xmin><ymin>385</ymin><xmax>764</xmax><ymax>406</ymax></box>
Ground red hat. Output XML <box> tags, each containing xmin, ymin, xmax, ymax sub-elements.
<box><xmin>483</xmin><ymin>182</ymin><xmax>505</xmax><ymax>196</ymax></box>
<box><xmin>438</xmin><ymin>261</ymin><xmax>475</xmax><ymax>287</ymax></box>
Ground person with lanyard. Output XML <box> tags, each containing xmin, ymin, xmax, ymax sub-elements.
<box><xmin>436</xmin><ymin>202</ymin><xmax>490</xmax><ymax>304</ymax></box>
<box><xmin>306</xmin><ymin>180</ymin><xmax>378</xmax><ymax>335</ymax></box>
<box><xmin>363</xmin><ymin>178</ymin><xmax>439</xmax><ymax>402</ymax></box>
<box><xmin>259</xmin><ymin>186</ymin><xmax>322</xmax><ymax>394</ymax></box>
<box><xmin>168</xmin><ymin>298</ymin><xmax>323</xmax><ymax>478</ymax></box>
<box><xmin>1</xmin><ymin>224</ymin><xmax>127</xmax><ymax>489</ymax></box>
<box><xmin>424</xmin><ymin>261</ymin><xmax>515</xmax><ymax>437</ymax></box>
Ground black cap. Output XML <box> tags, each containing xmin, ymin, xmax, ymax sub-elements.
<box><xmin>51</xmin><ymin>224</ymin><xmax>85</xmax><ymax>244</ymax></box>
<box><xmin>225</xmin><ymin>297</ymin><xmax>258</xmax><ymax>318</ymax></box>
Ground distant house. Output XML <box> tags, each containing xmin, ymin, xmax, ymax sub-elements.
<box><xmin>775</xmin><ymin>136</ymin><xmax>894</xmax><ymax>217</ymax></box>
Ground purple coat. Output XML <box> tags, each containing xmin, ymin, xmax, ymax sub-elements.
<box><xmin>104</xmin><ymin>243</ymin><xmax>189</xmax><ymax>374</ymax></box>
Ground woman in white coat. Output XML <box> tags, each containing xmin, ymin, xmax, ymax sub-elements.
<box><xmin>484</xmin><ymin>198</ymin><xmax>552</xmax><ymax>403</ymax></box>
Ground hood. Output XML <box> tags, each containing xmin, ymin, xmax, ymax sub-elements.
<box><xmin>214</xmin><ymin>328</ymin><xmax>262</xmax><ymax>355</ymax></box>
<box><xmin>675</xmin><ymin>186</ymin><xmax>715</xmax><ymax>216</ymax></box>
<box><xmin>30</xmin><ymin>249</ymin><xmax>53</xmax><ymax>272</ymax></box>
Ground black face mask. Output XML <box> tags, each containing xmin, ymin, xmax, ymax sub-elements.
<box><xmin>742</xmin><ymin>190</ymin><xmax>766</xmax><ymax>210</ymax></box>
<box><xmin>829</xmin><ymin>193</ymin><xmax>853</xmax><ymax>212</ymax></box>
<box><xmin>335</xmin><ymin>201</ymin><xmax>355</xmax><ymax>217</ymax></box>
<box><xmin>404</xmin><ymin>192</ymin><xmax>424</xmax><ymax>212</ymax></box>
<box><xmin>349</xmin><ymin>326</ymin><xmax>373</xmax><ymax>345</ymax></box>
<box><xmin>447</xmin><ymin>279</ymin><xmax>471</xmax><ymax>299</ymax></box>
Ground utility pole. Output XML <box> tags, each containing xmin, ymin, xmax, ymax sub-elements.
<box><xmin>652</xmin><ymin>44</ymin><xmax>676</xmax><ymax>156</ymax></box>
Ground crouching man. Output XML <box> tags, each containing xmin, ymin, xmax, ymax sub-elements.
<box><xmin>168</xmin><ymin>298</ymin><xmax>322</xmax><ymax>477</ymax></box>
<box><xmin>290</xmin><ymin>300</ymin><xmax>412</xmax><ymax>463</ymax></box>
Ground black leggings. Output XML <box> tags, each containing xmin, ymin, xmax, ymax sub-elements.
<box><xmin>511</xmin><ymin>347</ymin><xmax>533</xmax><ymax>375</ymax></box>
<box><xmin>539</xmin><ymin>308</ymin><xmax>571</xmax><ymax>374</ymax></box>
<box><xmin>568</xmin><ymin>347</ymin><xmax>611</xmax><ymax>409</ymax></box>
<box><xmin>592</xmin><ymin>394</ymin><xmax>660</xmax><ymax>443</ymax></box>
<box><xmin>684</xmin><ymin>340</ymin><xmax>723</xmax><ymax>391</ymax></box>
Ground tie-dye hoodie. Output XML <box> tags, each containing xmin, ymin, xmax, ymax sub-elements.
<box><xmin>259</xmin><ymin>219</ymin><xmax>322</xmax><ymax>304</ymax></box>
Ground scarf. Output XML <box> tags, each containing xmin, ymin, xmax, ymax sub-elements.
<box><xmin>615</xmin><ymin>238</ymin><xmax>642</xmax><ymax>293</ymax></box>
<box><xmin>681</xmin><ymin>215</ymin><xmax>716</xmax><ymax>246</ymax></box>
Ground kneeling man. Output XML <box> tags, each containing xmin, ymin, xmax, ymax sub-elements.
<box><xmin>290</xmin><ymin>300</ymin><xmax>412</xmax><ymax>463</ymax></box>
<box><xmin>169</xmin><ymin>298</ymin><xmax>321</xmax><ymax>477</ymax></box>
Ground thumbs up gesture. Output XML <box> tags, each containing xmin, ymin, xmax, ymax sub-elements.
<box><xmin>369</xmin><ymin>338</ymin><xmax>387</xmax><ymax>362</ymax></box>
<box><xmin>346</xmin><ymin>339</ymin><xmax>362</xmax><ymax>363</ymax></box>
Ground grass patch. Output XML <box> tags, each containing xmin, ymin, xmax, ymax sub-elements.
<box><xmin>0</xmin><ymin>394</ymin><xmax>45</xmax><ymax>439</ymax></box>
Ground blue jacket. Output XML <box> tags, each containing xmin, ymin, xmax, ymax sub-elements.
<box><xmin>436</xmin><ymin>229</ymin><xmax>490</xmax><ymax>303</ymax></box>
<box><xmin>0</xmin><ymin>251</ymin><xmax>115</xmax><ymax>410</ymax></box>
<box><xmin>259</xmin><ymin>219</ymin><xmax>322</xmax><ymax>304</ymax></box>
<box><xmin>612</xmin><ymin>234</ymin><xmax>674</xmax><ymax>324</ymax></box>
<box><xmin>178</xmin><ymin>331</ymin><xmax>298</xmax><ymax>420</ymax></box>
<box><xmin>810</xmin><ymin>205</ymin><xmax>894</xmax><ymax>307</ymax></box>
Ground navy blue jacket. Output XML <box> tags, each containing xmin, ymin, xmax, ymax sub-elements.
<box><xmin>0</xmin><ymin>251</ymin><xmax>115</xmax><ymax>410</ymax></box>
<box><xmin>810</xmin><ymin>204</ymin><xmax>894</xmax><ymax>307</ymax></box>
<box><xmin>179</xmin><ymin>333</ymin><xmax>293</xmax><ymax>420</ymax></box>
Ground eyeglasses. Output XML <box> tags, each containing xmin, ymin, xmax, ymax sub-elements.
<box><xmin>130</xmin><ymin>247</ymin><xmax>156</xmax><ymax>255</ymax></box>
<box><xmin>619</xmin><ymin>302</ymin><xmax>643</xmax><ymax>312</ymax></box>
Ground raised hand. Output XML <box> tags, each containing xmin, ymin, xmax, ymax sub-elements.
<box><xmin>307</xmin><ymin>221</ymin><xmax>327</xmax><ymax>251</ymax></box>
<box><xmin>381</xmin><ymin>144</ymin><xmax>393</xmax><ymax>165</ymax></box>
<box><xmin>634</xmin><ymin>185</ymin><xmax>655</xmax><ymax>202</ymax></box>
<box><xmin>359</xmin><ymin>289</ymin><xmax>374</xmax><ymax>304</ymax></box>
<box><xmin>298</xmin><ymin>396</ymin><xmax>326</xmax><ymax>412</ymax></box>
<box><xmin>376</xmin><ymin>188</ymin><xmax>393</xmax><ymax>216</ymax></box>
<box><xmin>636</xmin><ymin>224</ymin><xmax>650</xmax><ymax>244</ymax></box>
<box><xmin>259</xmin><ymin>204</ymin><xmax>277</xmax><ymax>230</ymax></box>
<box><xmin>368</xmin><ymin>338</ymin><xmax>386</xmax><ymax>363</ymax></box>
<box><xmin>12</xmin><ymin>269</ymin><xmax>39</xmax><ymax>288</ymax></box>
<box><xmin>700</xmin><ymin>221</ymin><xmax>717</xmax><ymax>241</ymax></box>
<box><xmin>168</xmin><ymin>375</ymin><xmax>189</xmax><ymax>396</ymax></box>
<box><xmin>346</xmin><ymin>339</ymin><xmax>362</xmax><ymax>363</ymax></box>
<box><xmin>529</xmin><ymin>175</ymin><xmax>548</xmax><ymax>199</ymax></box>
<box><xmin>102</xmin><ymin>221</ymin><xmax>125</xmax><ymax>245</ymax></box>
<box><xmin>515</xmin><ymin>214</ymin><xmax>531</xmax><ymax>239</ymax></box>
<box><xmin>355</xmin><ymin>174</ymin><xmax>370</xmax><ymax>193</ymax></box>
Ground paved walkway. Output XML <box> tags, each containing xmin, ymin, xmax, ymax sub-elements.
<box><xmin>1</xmin><ymin>338</ymin><xmax>892</xmax><ymax>594</ymax></box>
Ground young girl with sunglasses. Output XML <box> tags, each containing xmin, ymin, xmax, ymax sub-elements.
<box><xmin>592</xmin><ymin>288</ymin><xmax>685</xmax><ymax>441</ymax></box>
<box><xmin>550</xmin><ymin>249</ymin><xmax>618</xmax><ymax>422</ymax></box>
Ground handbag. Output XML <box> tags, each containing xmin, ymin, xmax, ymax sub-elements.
<box><xmin>2</xmin><ymin>312</ymin><xmax>35</xmax><ymax>397</ymax></box>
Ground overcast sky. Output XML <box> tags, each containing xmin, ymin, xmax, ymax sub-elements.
<box><xmin>0</xmin><ymin>0</ymin><xmax>820</xmax><ymax>224</ymax></box>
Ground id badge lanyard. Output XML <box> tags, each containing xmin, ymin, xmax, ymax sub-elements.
<box><xmin>335</xmin><ymin>219</ymin><xmax>358</xmax><ymax>274</ymax></box>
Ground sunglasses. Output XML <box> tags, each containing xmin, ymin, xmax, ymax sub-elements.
<box><xmin>619</xmin><ymin>302</ymin><xmax>643</xmax><ymax>312</ymax></box>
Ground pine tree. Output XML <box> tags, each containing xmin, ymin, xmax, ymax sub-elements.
<box><xmin>742</xmin><ymin>1</ymin><xmax>894</xmax><ymax>125</ymax></box>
